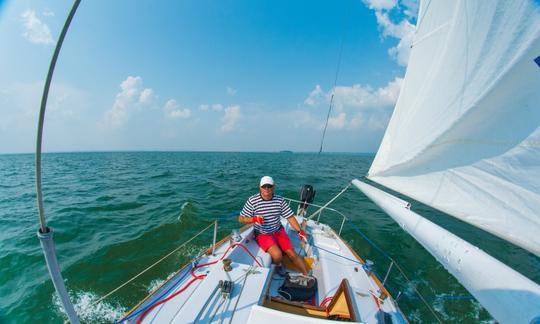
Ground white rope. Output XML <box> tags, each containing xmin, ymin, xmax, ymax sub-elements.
<box><xmin>93</xmin><ymin>221</ymin><xmax>216</xmax><ymax>306</ymax></box>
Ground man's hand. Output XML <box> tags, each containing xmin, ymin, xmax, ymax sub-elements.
<box><xmin>298</xmin><ymin>230</ymin><xmax>307</xmax><ymax>242</ymax></box>
<box><xmin>252</xmin><ymin>215</ymin><xmax>264</xmax><ymax>224</ymax></box>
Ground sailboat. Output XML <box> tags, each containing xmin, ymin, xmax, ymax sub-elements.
<box><xmin>35</xmin><ymin>0</ymin><xmax>540</xmax><ymax>323</ymax></box>
<box><xmin>354</xmin><ymin>0</ymin><xmax>540</xmax><ymax>323</ymax></box>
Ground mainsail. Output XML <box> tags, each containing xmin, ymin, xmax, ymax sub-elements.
<box><xmin>368</xmin><ymin>0</ymin><xmax>540</xmax><ymax>256</ymax></box>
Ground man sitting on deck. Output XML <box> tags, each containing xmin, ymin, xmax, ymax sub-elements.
<box><xmin>238</xmin><ymin>176</ymin><xmax>308</xmax><ymax>275</ymax></box>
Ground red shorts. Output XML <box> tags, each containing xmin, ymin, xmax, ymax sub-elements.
<box><xmin>255</xmin><ymin>227</ymin><xmax>293</xmax><ymax>252</ymax></box>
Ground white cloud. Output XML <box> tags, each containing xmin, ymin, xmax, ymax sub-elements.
<box><xmin>103</xmin><ymin>76</ymin><xmax>155</xmax><ymax>128</ymax></box>
<box><xmin>363</xmin><ymin>0</ymin><xmax>417</xmax><ymax>67</ymax></box>
<box><xmin>139</xmin><ymin>88</ymin><xmax>155</xmax><ymax>105</ymax></box>
<box><xmin>364</xmin><ymin>0</ymin><xmax>397</xmax><ymax>11</ymax></box>
<box><xmin>303</xmin><ymin>78</ymin><xmax>401</xmax><ymax>132</ymax></box>
<box><xmin>164</xmin><ymin>99</ymin><xmax>191</xmax><ymax>119</ymax></box>
<box><xmin>226</xmin><ymin>87</ymin><xmax>237</xmax><ymax>96</ymax></box>
<box><xmin>350</xmin><ymin>113</ymin><xmax>365</xmax><ymax>129</ymax></box>
<box><xmin>401</xmin><ymin>0</ymin><xmax>419</xmax><ymax>19</ymax></box>
<box><xmin>335</xmin><ymin>76</ymin><xmax>402</xmax><ymax>110</ymax></box>
<box><xmin>0</xmin><ymin>81</ymin><xmax>90</xmax><ymax>153</ymax></box>
<box><xmin>288</xmin><ymin>110</ymin><xmax>319</xmax><ymax>128</ymax></box>
<box><xmin>221</xmin><ymin>105</ymin><xmax>241</xmax><ymax>132</ymax></box>
<box><xmin>305</xmin><ymin>77</ymin><xmax>402</xmax><ymax>111</ymax></box>
<box><xmin>20</xmin><ymin>10</ymin><xmax>54</xmax><ymax>44</ymax></box>
<box><xmin>43</xmin><ymin>9</ymin><xmax>55</xmax><ymax>17</ymax></box>
<box><xmin>367</xmin><ymin>113</ymin><xmax>391</xmax><ymax>130</ymax></box>
<box><xmin>304</xmin><ymin>85</ymin><xmax>327</xmax><ymax>106</ymax></box>
<box><xmin>328</xmin><ymin>113</ymin><xmax>347</xmax><ymax>129</ymax></box>
<box><xmin>375</xmin><ymin>12</ymin><xmax>415</xmax><ymax>66</ymax></box>
<box><xmin>199</xmin><ymin>103</ymin><xmax>223</xmax><ymax>111</ymax></box>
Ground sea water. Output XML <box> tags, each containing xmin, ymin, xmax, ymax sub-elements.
<box><xmin>1</xmin><ymin>152</ymin><xmax>538</xmax><ymax>323</ymax></box>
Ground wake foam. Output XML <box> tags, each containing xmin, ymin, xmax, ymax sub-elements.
<box><xmin>53</xmin><ymin>289</ymin><xmax>127</xmax><ymax>323</ymax></box>
<box><xmin>146</xmin><ymin>271</ymin><xmax>176</xmax><ymax>293</ymax></box>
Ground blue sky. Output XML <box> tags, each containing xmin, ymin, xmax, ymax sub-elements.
<box><xmin>0</xmin><ymin>0</ymin><xmax>418</xmax><ymax>153</ymax></box>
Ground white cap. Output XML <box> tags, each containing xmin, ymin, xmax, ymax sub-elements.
<box><xmin>259</xmin><ymin>176</ymin><xmax>274</xmax><ymax>187</ymax></box>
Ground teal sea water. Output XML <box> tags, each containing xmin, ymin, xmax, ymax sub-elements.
<box><xmin>1</xmin><ymin>152</ymin><xmax>538</xmax><ymax>323</ymax></box>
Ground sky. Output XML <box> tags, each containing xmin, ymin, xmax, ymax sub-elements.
<box><xmin>0</xmin><ymin>0</ymin><xmax>418</xmax><ymax>154</ymax></box>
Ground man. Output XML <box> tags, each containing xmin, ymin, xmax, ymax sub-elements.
<box><xmin>238</xmin><ymin>176</ymin><xmax>308</xmax><ymax>275</ymax></box>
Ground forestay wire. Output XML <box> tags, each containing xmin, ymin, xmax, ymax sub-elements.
<box><xmin>318</xmin><ymin>35</ymin><xmax>345</xmax><ymax>155</ymax></box>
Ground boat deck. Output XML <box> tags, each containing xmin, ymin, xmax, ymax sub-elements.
<box><xmin>120</xmin><ymin>218</ymin><xmax>407</xmax><ymax>323</ymax></box>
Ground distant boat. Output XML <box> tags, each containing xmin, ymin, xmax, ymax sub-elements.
<box><xmin>279</xmin><ymin>150</ymin><xmax>293</xmax><ymax>154</ymax></box>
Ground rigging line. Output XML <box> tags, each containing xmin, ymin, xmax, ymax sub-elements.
<box><xmin>307</xmin><ymin>182</ymin><xmax>351</xmax><ymax>220</ymax></box>
<box><xmin>347</xmin><ymin>222</ymin><xmax>443</xmax><ymax>323</ymax></box>
<box><xmin>318</xmin><ymin>34</ymin><xmax>345</xmax><ymax>155</ymax></box>
<box><xmin>93</xmin><ymin>221</ymin><xmax>216</xmax><ymax>306</ymax></box>
<box><xmin>228</xmin><ymin>266</ymin><xmax>253</xmax><ymax>324</ymax></box>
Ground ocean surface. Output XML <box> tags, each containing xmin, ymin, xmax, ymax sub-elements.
<box><xmin>1</xmin><ymin>152</ymin><xmax>538</xmax><ymax>323</ymax></box>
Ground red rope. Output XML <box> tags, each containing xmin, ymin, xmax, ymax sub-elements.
<box><xmin>320</xmin><ymin>295</ymin><xmax>333</xmax><ymax>308</ymax></box>
<box><xmin>136</xmin><ymin>276</ymin><xmax>200</xmax><ymax>324</ymax></box>
<box><xmin>136</xmin><ymin>242</ymin><xmax>261</xmax><ymax>323</ymax></box>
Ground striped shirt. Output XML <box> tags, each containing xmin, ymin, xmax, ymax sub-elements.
<box><xmin>241</xmin><ymin>193</ymin><xmax>294</xmax><ymax>234</ymax></box>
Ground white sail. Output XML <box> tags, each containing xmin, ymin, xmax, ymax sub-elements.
<box><xmin>369</xmin><ymin>0</ymin><xmax>540</xmax><ymax>256</ymax></box>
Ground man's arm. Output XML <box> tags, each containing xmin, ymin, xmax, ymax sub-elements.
<box><xmin>238</xmin><ymin>215</ymin><xmax>253</xmax><ymax>224</ymax></box>
<box><xmin>239</xmin><ymin>215</ymin><xmax>264</xmax><ymax>224</ymax></box>
<box><xmin>286</xmin><ymin>215</ymin><xmax>302</xmax><ymax>232</ymax></box>
<box><xmin>287</xmin><ymin>215</ymin><xmax>308</xmax><ymax>242</ymax></box>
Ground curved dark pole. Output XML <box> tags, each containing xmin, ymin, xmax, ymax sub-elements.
<box><xmin>35</xmin><ymin>1</ymin><xmax>81</xmax><ymax>323</ymax></box>
<box><xmin>36</xmin><ymin>0</ymin><xmax>81</xmax><ymax>233</ymax></box>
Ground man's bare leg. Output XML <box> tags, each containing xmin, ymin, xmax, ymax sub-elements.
<box><xmin>284</xmin><ymin>248</ymin><xmax>308</xmax><ymax>275</ymax></box>
<box><xmin>267</xmin><ymin>245</ymin><xmax>283</xmax><ymax>264</ymax></box>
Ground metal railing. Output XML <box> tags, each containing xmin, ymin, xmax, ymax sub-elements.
<box><xmin>284</xmin><ymin>197</ymin><xmax>350</xmax><ymax>235</ymax></box>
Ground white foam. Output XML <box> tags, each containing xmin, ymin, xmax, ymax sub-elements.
<box><xmin>146</xmin><ymin>271</ymin><xmax>175</xmax><ymax>293</ymax></box>
<box><xmin>53</xmin><ymin>289</ymin><xmax>127</xmax><ymax>322</ymax></box>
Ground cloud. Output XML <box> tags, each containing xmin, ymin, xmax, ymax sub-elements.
<box><xmin>0</xmin><ymin>81</ymin><xmax>90</xmax><ymax>153</ymax></box>
<box><xmin>375</xmin><ymin>12</ymin><xmax>415</xmax><ymax>66</ymax></box>
<box><xmin>335</xmin><ymin>77</ymin><xmax>403</xmax><ymax>110</ymax></box>
<box><xmin>304</xmin><ymin>85</ymin><xmax>327</xmax><ymax>106</ymax></box>
<box><xmin>363</xmin><ymin>0</ymin><xmax>417</xmax><ymax>66</ymax></box>
<box><xmin>103</xmin><ymin>76</ymin><xmax>155</xmax><ymax>128</ymax></box>
<box><xmin>43</xmin><ymin>9</ymin><xmax>55</xmax><ymax>17</ymax></box>
<box><xmin>328</xmin><ymin>113</ymin><xmax>347</xmax><ymax>129</ymax></box>
<box><xmin>164</xmin><ymin>99</ymin><xmax>191</xmax><ymax>119</ymax></box>
<box><xmin>304</xmin><ymin>78</ymin><xmax>402</xmax><ymax>131</ymax></box>
<box><xmin>199</xmin><ymin>103</ymin><xmax>223</xmax><ymax>111</ymax></box>
<box><xmin>139</xmin><ymin>88</ymin><xmax>155</xmax><ymax>105</ymax></box>
<box><xmin>305</xmin><ymin>77</ymin><xmax>403</xmax><ymax>110</ymax></box>
<box><xmin>20</xmin><ymin>10</ymin><xmax>54</xmax><ymax>44</ymax></box>
<box><xmin>221</xmin><ymin>105</ymin><xmax>241</xmax><ymax>132</ymax></box>
<box><xmin>364</xmin><ymin>0</ymin><xmax>397</xmax><ymax>10</ymax></box>
<box><xmin>226</xmin><ymin>87</ymin><xmax>237</xmax><ymax>96</ymax></box>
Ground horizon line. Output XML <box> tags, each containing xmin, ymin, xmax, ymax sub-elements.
<box><xmin>0</xmin><ymin>149</ymin><xmax>376</xmax><ymax>156</ymax></box>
